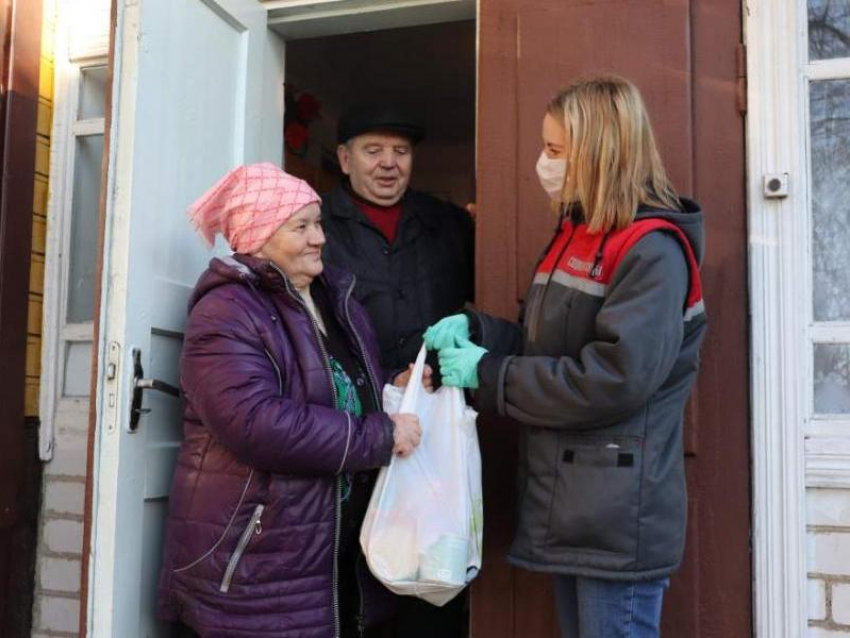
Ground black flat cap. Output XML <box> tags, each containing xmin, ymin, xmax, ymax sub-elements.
<box><xmin>337</xmin><ymin>104</ymin><xmax>425</xmax><ymax>144</ymax></box>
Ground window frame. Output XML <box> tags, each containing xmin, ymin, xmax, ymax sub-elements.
<box><xmin>749</xmin><ymin>0</ymin><xmax>850</xmax><ymax>634</ymax></box>
<box><xmin>804</xmin><ymin>55</ymin><xmax>850</xmax><ymax>433</ymax></box>
<box><xmin>39</xmin><ymin>53</ymin><xmax>108</xmax><ymax>460</ymax></box>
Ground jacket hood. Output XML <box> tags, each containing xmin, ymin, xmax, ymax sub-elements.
<box><xmin>187</xmin><ymin>253</ymin><xmax>355</xmax><ymax>313</ymax></box>
<box><xmin>187</xmin><ymin>255</ymin><xmax>258</xmax><ymax>313</ymax></box>
<box><xmin>635</xmin><ymin>197</ymin><xmax>704</xmax><ymax>265</ymax></box>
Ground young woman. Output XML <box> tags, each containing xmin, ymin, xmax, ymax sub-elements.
<box><xmin>425</xmin><ymin>76</ymin><xmax>707</xmax><ymax>637</ymax></box>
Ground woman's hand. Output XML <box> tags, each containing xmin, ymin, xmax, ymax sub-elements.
<box><xmin>390</xmin><ymin>413</ymin><xmax>422</xmax><ymax>457</ymax></box>
<box><xmin>423</xmin><ymin>314</ymin><xmax>470</xmax><ymax>350</ymax></box>
<box><xmin>439</xmin><ymin>338</ymin><xmax>488</xmax><ymax>389</ymax></box>
<box><xmin>393</xmin><ymin>363</ymin><xmax>434</xmax><ymax>392</ymax></box>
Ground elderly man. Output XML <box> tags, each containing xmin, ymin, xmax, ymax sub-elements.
<box><xmin>321</xmin><ymin>104</ymin><xmax>474</xmax><ymax>637</ymax></box>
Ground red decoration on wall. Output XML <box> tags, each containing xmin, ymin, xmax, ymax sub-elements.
<box><xmin>284</xmin><ymin>121</ymin><xmax>309</xmax><ymax>154</ymax></box>
<box><xmin>284</xmin><ymin>84</ymin><xmax>322</xmax><ymax>157</ymax></box>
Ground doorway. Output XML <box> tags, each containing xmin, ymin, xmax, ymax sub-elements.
<box><xmin>83</xmin><ymin>2</ymin><xmax>479</xmax><ymax>636</ymax></box>
<box><xmin>281</xmin><ymin>20</ymin><xmax>477</xmax><ymax>209</ymax></box>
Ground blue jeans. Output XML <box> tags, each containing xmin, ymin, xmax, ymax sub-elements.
<box><xmin>554</xmin><ymin>575</ymin><xmax>669</xmax><ymax>638</ymax></box>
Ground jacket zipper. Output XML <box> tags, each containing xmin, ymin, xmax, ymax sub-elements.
<box><xmin>333</xmin><ymin>477</ymin><xmax>343</xmax><ymax>638</ymax></box>
<box><xmin>355</xmin><ymin>552</ymin><xmax>367</xmax><ymax>637</ymax></box>
<box><xmin>343</xmin><ymin>277</ymin><xmax>385</xmax><ymax>637</ymax></box>
<box><xmin>270</xmin><ymin>263</ymin><xmax>339</xmax><ymax>407</ymax></box>
<box><xmin>343</xmin><ymin>276</ymin><xmax>382</xmax><ymax>410</ymax></box>
<box><xmin>172</xmin><ymin>469</ymin><xmax>254</xmax><ymax>574</ymax></box>
<box><xmin>219</xmin><ymin>503</ymin><xmax>264</xmax><ymax>593</ymax></box>
<box><xmin>270</xmin><ymin>265</ymin><xmax>383</xmax><ymax>636</ymax></box>
<box><xmin>340</xmin><ymin>275</ymin><xmax>384</xmax><ymax>638</ymax></box>
<box><xmin>264</xmin><ymin>348</ymin><xmax>283</xmax><ymax>394</ymax></box>
<box><xmin>269</xmin><ymin>262</ymin><xmax>342</xmax><ymax>637</ymax></box>
<box><xmin>530</xmin><ymin>224</ymin><xmax>577</xmax><ymax>342</ymax></box>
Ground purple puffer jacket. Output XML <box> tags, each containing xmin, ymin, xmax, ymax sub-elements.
<box><xmin>157</xmin><ymin>254</ymin><xmax>396</xmax><ymax>637</ymax></box>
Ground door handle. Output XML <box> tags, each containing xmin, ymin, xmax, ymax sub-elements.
<box><xmin>135</xmin><ymin>378</ymin><xmax>180</xmax><ymax>396</ymax></box>
<box><xmin>129</xmin><ymin>347</ymin><xmax>180</xmax><ymax>432</ymax></box>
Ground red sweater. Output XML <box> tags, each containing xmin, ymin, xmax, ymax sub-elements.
<box><xmin>349</xmin><ymin>190</ymin><xmax>402</xmax><ymax>244</ymax></box>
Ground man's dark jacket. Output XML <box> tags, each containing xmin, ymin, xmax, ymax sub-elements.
<box><xmin>321</xmin><ymin>184</ymin><xmax>475</xmax><ymax>373</ymax></box>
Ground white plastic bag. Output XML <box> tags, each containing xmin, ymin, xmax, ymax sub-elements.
<box><xmin>360</xmin><ymin>345</ymin><xmax>483</xmax><ymax>606</ymax></box>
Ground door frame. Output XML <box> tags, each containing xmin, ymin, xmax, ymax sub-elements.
<box><xmin>744</xmin><ymin>0</ymin><xmax>850</xmax><ymax>634</ymax></box>
<box><xmin>264</xmin><ymin>0</ymin><xmax>475</xmax><ymax>39</ymax></box>
<box><xmin>79</xmin><ymin>0</ymin><xmax>116</xmax><ymax>631</ymax></box>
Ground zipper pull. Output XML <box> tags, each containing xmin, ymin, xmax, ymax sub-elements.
<box><xmin>254</xmin><ymin>518</ymin><xmax>263</xmax><ymax>535</ymax></box>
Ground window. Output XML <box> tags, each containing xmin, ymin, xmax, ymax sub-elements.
<box><xmin>806</xmin><ymin>1</ymin><xmax>850</xmax><ymax>430</ymax></box>
<box><xmin>66</xmin><ymin>66</ymin><xmax>106</xmax><ymax>327</ymax></box>
<box><xmin>39</xmin><ymin>62</ymin><xmax>107</xmax><ymax>459</ymax></box>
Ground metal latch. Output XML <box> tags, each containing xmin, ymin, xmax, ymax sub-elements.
<box><xmin>129</xmin><ymin>347</ymin><xmax>180</xmax><ymax>432</ymax></box>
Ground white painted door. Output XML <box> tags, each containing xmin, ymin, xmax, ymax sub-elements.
<box><xmin>748</xmin><ymin>0</ymin><xmax>850</xmax><ymax>635</ymax></box>
<box><xmin>88</xmin><ymin>1</ymin><xmax>284</xmax><ymax>636</ymax></box>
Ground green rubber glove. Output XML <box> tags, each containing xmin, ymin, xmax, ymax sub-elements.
<box><xmin>423</xmin><ymin>314</ymin><xmax>470</xmax><ymax>351</ymax></box>
<box><xmin>438</xmin><ymin>337</ymin><xmax>487</xmax><ymax>389</ymax></box>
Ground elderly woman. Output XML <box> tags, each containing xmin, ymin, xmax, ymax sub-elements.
<box><xmin>427</xmin><ymin>76</ymin><xmax>707</xmax><ymax>637</ymax></box>
<box><xmin>157</xmin><ymin>163</ymin><xmax>424</xmax><ymax>638</ymax></box>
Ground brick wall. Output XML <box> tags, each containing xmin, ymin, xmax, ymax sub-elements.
<box><xmin>808</xmin><ymin>487</ymin><xmax>850</xmax><ymax>636</ymax></box>
<box><xmin>31</xmin><ymin>445</ymin><xmax>87</xmax><ymax>637</ymax></box>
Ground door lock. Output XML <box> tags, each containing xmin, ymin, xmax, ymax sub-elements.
<box><xmin>129</xmin><ymin>347</ymin><xmax>180</xmax><ymax>432</ymax></box>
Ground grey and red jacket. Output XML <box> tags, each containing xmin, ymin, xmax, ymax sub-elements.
<box><xmin>157</xmin><ymin>255</ymin><xmax>396</xmax><ymax>637</ymax></box>
<box><xmin>470</xmin><ymin>199</ymin><xmax>707</xmax><ymax>581</ymax></box>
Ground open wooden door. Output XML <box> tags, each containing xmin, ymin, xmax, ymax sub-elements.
<box><xmin>85</xmin><ymin>1</ymin><xmax>284</xmax><ymax>635</ymax></box>
<box><xmin>473</xmin><ymin>0</ymin><xmax>751</xmax><ymax>635</ymax></box>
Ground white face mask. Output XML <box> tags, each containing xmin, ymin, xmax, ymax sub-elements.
<box><xmin>535</xmin><ymin>151</ymin><xmax>567</xmax><ymax>200</ymax></box>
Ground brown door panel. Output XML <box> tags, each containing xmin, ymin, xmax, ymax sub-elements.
<box><xmin>514</xmin><ymin>1</ymin><xmax>694</xmax><ymax>300</ymax></box>
<box><xmin>513</xmin><ymin>570</ymin><xmax>560</xmax><ymax>638</ymax></box>
<box><xmin>475</xmin><ymin>0</ymin><xmax>750</xmax><ymax>635</ymax></box>
<box><xmin>662</xmin><ymin>460</ymin><xmax>702</xmax><ymax>637</ymax></box>
<box><xmin>470</xmin><ymin>415</ymin><xmax>519</xmax><ymax>636</ymax></box>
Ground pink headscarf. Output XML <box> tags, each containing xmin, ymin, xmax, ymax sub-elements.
<box><xmin>187</xmin><ymin>162</ymin><xmax>321</xmax><ymax>254</ymax></box>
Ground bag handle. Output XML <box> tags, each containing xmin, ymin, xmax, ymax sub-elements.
<box><xmin>398</xmin><ymin>344</ymin><xmax>428</xmax><ymax>413</ymax></box>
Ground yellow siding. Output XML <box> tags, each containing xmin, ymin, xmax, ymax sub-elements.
<box><xmin>25</xmin><ymin>382</ymin><xmax>41</xmax><ymax>417</ymax></box>
<box><xmin>25</xmin><ymin>0</ymin><xmax>57</xmax><ymax>418</ymax></box>
<box><xmin>37</xmin><ymin>98</ymin><xmax>52</xmax><ymax>138</ymax></box>
<box><xmin>26</xmin><ymin>337</ymin><xmax>41</xmax><ymax>377</ymax></box>
<box><xmin>32</xmin><ymin>215</ymin><xmax>46</xmax><ymax>254</ymax></box>
<box><xmin>34</xmin><ymin>136</ymin><xmax>50</xmax><ymax>176</ymax></box>
<box><xmin>33</xmin><ymin>174</ymin><xmax>49</xmax><ymax>216</ymax></box>
<box><xmin>28</xmin><ymin>295</ymin><xmax>43</xmax><ymax>335</ymax></box>
<box><xmin>38</xmin><ymin>55</ymin><xmax>53</xmax><ymax>104</ymax></box>
<box><xmin>28</xmin><ymin>255</ymin><xmax>45</xmax><ymax>296</ymax></box>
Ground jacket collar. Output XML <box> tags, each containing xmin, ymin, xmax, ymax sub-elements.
<box><xmin>231</xmin><ymin>253</ymin><xmax>355</xmax><ymax>305</ymax></box>
<box><xmin>326</xmin><ymin>182</ymin><xmax>439</xmax><ymax>229</ymax></box>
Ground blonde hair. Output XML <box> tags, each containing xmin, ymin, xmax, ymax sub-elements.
<box><xmin>547</xmin><ymin>75</ymin><xmax>681</xmax><ymax>233</ymax></box>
